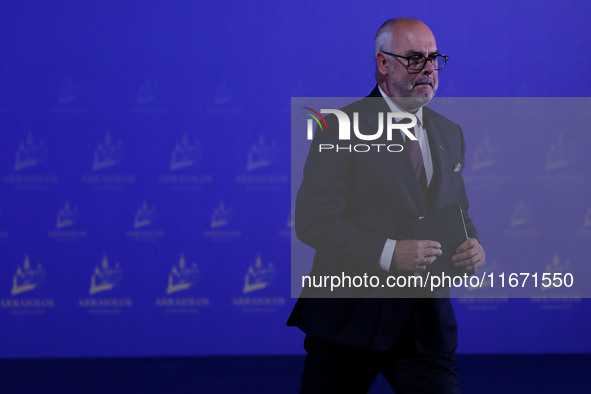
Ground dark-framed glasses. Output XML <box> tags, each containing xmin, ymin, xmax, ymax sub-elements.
<box><xmin>381</xmin><ymin>52</ymin><xmax>448</xmax><ymax>71</ymax></box>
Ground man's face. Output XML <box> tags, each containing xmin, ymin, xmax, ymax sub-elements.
<box><xmin>381</xmin><ymin>21</ymin><xmax>439</xmax><ymax>111</ymax></box>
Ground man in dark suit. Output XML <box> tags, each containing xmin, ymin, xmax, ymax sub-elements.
<box><xmin>288</xmin><ymin>18</ymin><xmax>485</xmax><ymax>393</ymax></box>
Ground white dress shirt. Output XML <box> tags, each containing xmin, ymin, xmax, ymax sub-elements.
<box><xmin>377</xmin><ymin>86</ymin><xmax>433</xmax><ymax>271</ymax></box>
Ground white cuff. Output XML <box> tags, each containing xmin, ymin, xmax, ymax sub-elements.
<box><xmin>379</xmin><ymin>239</ymin><xmax>397</xmax><ymax>272</ymax></box>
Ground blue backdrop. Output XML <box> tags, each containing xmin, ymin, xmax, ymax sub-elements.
<box><xmin>0</xmin><ymin>1</ymin><xmax>590</xmax><ymax>358</ymax></box>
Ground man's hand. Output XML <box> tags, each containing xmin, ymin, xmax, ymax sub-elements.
<box><xmin>392</xmin><ymin>240</ymin><xmax>442</xmax><ymax>271</ymax></box>
<box><xmin>452</xmin><ymin>238</ymin><xmax>485</xmax><ymax>271</ymax></box>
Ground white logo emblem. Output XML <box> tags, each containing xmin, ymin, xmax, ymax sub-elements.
<box><xmin>89</xmin><ymin>255</ymin><xmax>123</xmax><ymax>295</ymax></box>
<box><xmin>93</xmin><ymin>132</ymin><xmax>124</xmax><ymax>171</ymax></box>
<box><xmin>12</xmin><ymin>255</ymin><xmax>44</xmax><ymax>296</ymax></box>
<box><xmin>15</xmin><ymin>133</ymin><xmax>47</xmax><ymax>171</ymax></box>
<box><xmin>167</xmin><ymin>254</ymin><xmax>200</xmax><ymax>294</ymax></box>
<box><xmin>243</xmin><ymin>253</ymin><xmax>275</xmax><ymax>294</ymax></box>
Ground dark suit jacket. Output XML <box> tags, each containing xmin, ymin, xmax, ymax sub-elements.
<box><xmin>287</xmin><ymin>86</ymin><xmax>478</xmax><ymax>354</ymax></box>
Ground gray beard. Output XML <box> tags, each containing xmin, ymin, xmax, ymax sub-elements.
<box><xmin>392</xmin><ymin>95</ymin><xmax>434</xmax><ymax>113</ymax></box>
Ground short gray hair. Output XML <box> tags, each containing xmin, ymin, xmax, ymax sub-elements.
<box><xmin>374</xmin><ymin>19</ymin><xmax>396</xmax><ymax>58</ymax></box>
<box><xmin>374</xmin><ymin>18</ymin><xmax>421</xmax><ymax>58</ymax></box>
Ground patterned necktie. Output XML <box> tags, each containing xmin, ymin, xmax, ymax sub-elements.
<box><xmin>406</xmin><ymin>126</ymin><xmax>428</xmax><ymax>196</ymax></box>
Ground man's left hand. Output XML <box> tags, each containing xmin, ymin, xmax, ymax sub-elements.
<box><xmin>451</xmin><ymin>238</ymin><xmax>485</xmax><ymax>271</ymax></box>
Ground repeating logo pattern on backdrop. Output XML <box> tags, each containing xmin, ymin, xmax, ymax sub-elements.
<box><xmin>155</xmin><ymin>254</ymin><xmax>209</xmax><ymax>313</ymax></box>
<box><xmin>158</xmin><ymin>132</ymin><xmax>212</xmax><ymax>190</ymax></box>
<box><xmin>126</xmin><ymin>201</ymin><xmax>164</xmax><ymax>241</ymax></box>
<box><xmin>504</xmin><ymin>201</ymin><xmax>539</xmax><ymax>237</ymax></box>
<box><xmin>233</xmin><ymin>253</ymin><xmax>285</xmax><ymax>313</ymax></box>
<box><xmin>236</xmin><ymin>132</ymin><xmax>287</xmax><ymax>189</ymax></box>
<box><xmin>1</xmin><ymin>255</ymin><xmax>54</xmax><ymax>314</ymax></box>
<box><xmin>81</xmin><ymin>132</ymin><xmax>135</xmax><ymax>189</ymax></box>
<box><xmin>463</xmin><ymin>134</ymin><xmax>512</xmax><ymax>190</ymax></box>
<box><xmin>203</xmin><ymin>202</ymin><xmax>241</xmax><ymax>241</ymax></box>
<box><xmin>535</xmin><ymin>134</ymin><xmax>585</xmax><ymax>189</ymax></box>
<box><xmin>48</xmin><ymin>200</ymin><xmax>87</xmax><ymax>242</ymax></box>
<box><xmin>79</xmin><ymin>255</ymin><xmax>132</xmax><ymax>313</ymax></box>
<box><xmin>4</xmin><ymin>133</ymin><xmax>57</xmax><ymax>190</ymax></box>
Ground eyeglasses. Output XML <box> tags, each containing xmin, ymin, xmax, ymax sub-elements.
<box><xmin>381</xmin><ymin>52</ymin><xmax>448</xmax><ymax>71</ymax></box>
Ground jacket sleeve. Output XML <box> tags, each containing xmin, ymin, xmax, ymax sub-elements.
<box><xmin>295</xmin><ymin>114</ymin><xmax>388</xmax><ymax>270</ymax></box>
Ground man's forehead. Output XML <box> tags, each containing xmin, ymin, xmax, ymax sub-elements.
<box><xmin>391</xmin><ymin>21</ymin><xmax>437</xmax><ymax>53</ymax></box>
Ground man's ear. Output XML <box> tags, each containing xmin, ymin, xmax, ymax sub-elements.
<box><xmin>376</xmin><ymin>52</ymin><xmax>389</xmax><ymax>75</ymax></box>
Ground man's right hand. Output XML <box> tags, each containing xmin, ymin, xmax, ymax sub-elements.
<box><xmin>392</xmin><ymin>240</ymin><xmax>442</xmax><ymax>271</ymax></box>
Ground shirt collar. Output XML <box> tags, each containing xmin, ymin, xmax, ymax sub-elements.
<box><xmin>378</xmin><ymin>85</ymin><xmax>423</xmax><ymax>126</ymax></box>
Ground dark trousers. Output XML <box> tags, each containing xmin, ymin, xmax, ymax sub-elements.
<box><xmin>299</xmin><ymin>313</ymin><xmax>460</xmax><ymax>394</ymax></box>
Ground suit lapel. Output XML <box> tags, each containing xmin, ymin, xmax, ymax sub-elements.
<box><xmin>362</xmin><ymin>96</ymin><xmax>427</xmax><ymax>216</ymax></box>
<box><xmin>423</xmin><ymin>109</ymin><xmax>446</xmax><ymax>211</ymax></box>
<box><xmin>385</xmin><ymin>125</ymin><xmax>427</xmax><ymax>215</ymax></box>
